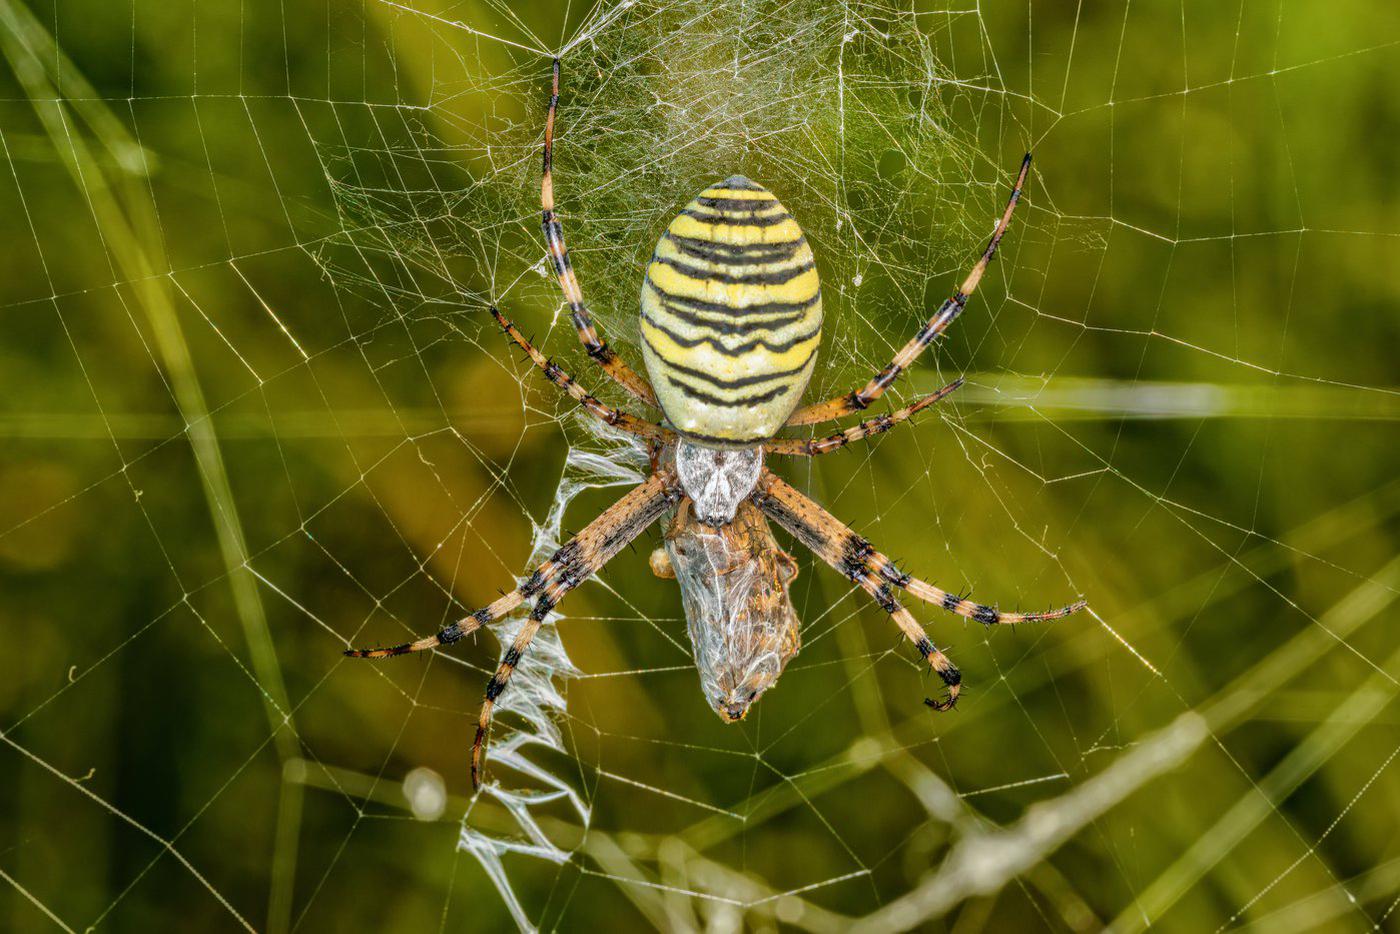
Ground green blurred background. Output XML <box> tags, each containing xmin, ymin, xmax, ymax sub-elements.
<box><xmin>1</xmin><ymin>0</ymin><xmax>1398</xmax><ymax>930</ymax></box>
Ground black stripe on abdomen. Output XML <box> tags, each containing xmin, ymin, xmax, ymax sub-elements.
<box><xmin>658</xmin><ymin>371</ymin><xmax>792</xmax><ymax>407</ymax></box>
<box><xmin>641</xmin><ymin>307</ymin><xmax>822</xmax><ymax>355</ymax></box>
<box><xmin>651</xmin><ymin>253</ymin><xmax>816</xmax><ymax>286</ymax></box>
<box><xmin>645</xmin><ymin>345</ymin><xmax>813</xmax><ymax>391</ymax></box>
<box><xmin>679</xmin><ymin>207</ymin><xmax>794</xmax><ymax>227</ymax></box>
<box><xmin>662</xmin><ymin>232</ymin><xmax>805</xmax><ymax>266</ymax></box>
<box><xmin>644</xmin><ymin>294</ymin><xmax>809</xmax><ymax>334</ymax></box>
<box><xmin>642</xmin><ymin>277</ymin><xmax>822</xmax><ymax>317</ymax></box>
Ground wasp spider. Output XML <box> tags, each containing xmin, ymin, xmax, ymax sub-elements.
<box><xmin>349</xmin><ymin>60</ymin><xmax>1086</xmax><ymax>788</ymax></box>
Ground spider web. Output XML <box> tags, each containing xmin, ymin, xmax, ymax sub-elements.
<box><xmin>2</xmin><ymin>0</ymin><xmax>1398</xmax><ymax>930</ymax></box>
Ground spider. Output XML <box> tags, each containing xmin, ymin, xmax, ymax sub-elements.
<box><xmin>348</xmin><ymin>60</ymin><xmax>1086</xmax><ymax>789</ymax></box>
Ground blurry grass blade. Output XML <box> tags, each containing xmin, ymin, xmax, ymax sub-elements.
<box><xmin>0</xmin><ymin>5</ymin><xmax>297</xmax><ymax>930</ymax></box>
<box><xmin>948</xmin><ymin>375</ymin><xmax>1400</xmax><ymax>421</ymax></box>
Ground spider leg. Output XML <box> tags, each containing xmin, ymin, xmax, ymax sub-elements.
<box><xmin>344</xmin><ymin>589</ymin><xmax>522</xmax><ymax>659</ymax></box>
<box><xmin>542</xmin><ymin>58</ymin><xmax>659</xmax><ymax>409</ymax></box>
<box><xmin>491</xmin><ymin>306</ymin><xmax>674</xmax><ymax>443</ymax></box>
<box><xmin>785</xmin><ymin>154</ymin><xmax>1032</xmax><ymax>428</ymax></box>
<box><xmin>748</xmin><ymin>471</ymin><xmax>961</xmax><ymax>707</ymax></box>
<box><xmin>764</xmin><ymin>378</ymin><xmax>962</xmax><ymax>457</ymax></box>
<box><xmin>347</xmin><ymin>469</ymin><xmax>681</xmax><ymax>788</ymax></box>
<box><xmin>750</xmin><ymin>469</ymin><xmax>1085</xmax><ymax>708</ymax></box>
<box><xmin>863</xmin><ymin>578</ymin><xmax>963</xmax><ymax>710</ymax></box>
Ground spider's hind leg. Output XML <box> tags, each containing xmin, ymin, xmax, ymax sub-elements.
<box><xmin>347</xmin><ymin>469</ymin><xmax>681</xmax><ymax>788</ymax></box>
<box><xmin>750</xmin><ymin>469</ymin><xmax>1084</xmax><ymax>709</ymax></box>
<box><xmin>344</xmin><ymin>594</ymin><xmax>518</xmax><ymax>659</ymax></box>
<box><xmin>859</xmin><ymin>570</ymin><xmax>965</xmax><ymax>710</ymax></box>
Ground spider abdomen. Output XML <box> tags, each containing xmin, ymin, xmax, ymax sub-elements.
<box><xmin>640</xmin><ymin>177</ymin><xmax>822</xmax><ymax>445</ymax></box>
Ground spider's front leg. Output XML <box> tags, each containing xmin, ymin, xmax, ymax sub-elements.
<box><xmin>750</xmin><ymin>469</ymin><xmax>1084</xmax><ymax>709</ymax></box>
<box><xmin>785</xmin><ymin>154</ymin><xmax>1032</xmax><ymax>428</ymax></box>
<box><xmin>540</xmin><ymin>58</ymin><xmax>658</xmax><ymax>408</ymax></box>
<box><xmin>347</xmin><ymin>469</ymin><xmax>680</xmax><ymax>788</ymax></box>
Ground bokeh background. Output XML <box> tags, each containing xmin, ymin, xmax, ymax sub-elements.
<box><xmin>2</xmin><ymin>0</ymin><xmax>1398</xmax><ymax>931</ymax></box>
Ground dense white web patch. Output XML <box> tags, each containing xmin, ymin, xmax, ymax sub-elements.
<box><xmin>0</xmin><ymin>0</ymin><xmax>1397</xmax><ymax>931</ymax></box>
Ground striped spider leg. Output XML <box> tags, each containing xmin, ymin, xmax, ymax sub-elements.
<box><xmin>764</xmin><ymin>377</ymin><xmax>963</xmax><ymax>457</ymax></box>
<box><xmin>347</xmin><ymin>468</ymin><xmax>681</xmax><ymax>789</ymax></box>
<box><xmin>786</xmin><ymin>153</ymin><xmax>1033</xmax><ymax>427</ymax></box>
<box><xmin>750</xmin><ymin>470</ymin><xmax>1085</xmax><ymax>709</ymax></box>
<box><xmin>489</xmin><ymin>305</ymin><xmax>675</xmax><ymax>445</ymax></box>
<box><xmin>541</xmin><ymin>58</ymin><xmax>659</xmax><ymax>409</ymax></box>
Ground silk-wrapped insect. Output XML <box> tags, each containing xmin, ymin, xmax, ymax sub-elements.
<box><xmin>650</xmin><ymin>493</ymin><xmax>801</xmax><ymax>721</ymax></box>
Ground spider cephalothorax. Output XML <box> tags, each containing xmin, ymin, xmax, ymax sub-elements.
<box><xmin>348</xmin><ymin>59</ymin><xmax>1086</xmax><ymax>789</ymax></box>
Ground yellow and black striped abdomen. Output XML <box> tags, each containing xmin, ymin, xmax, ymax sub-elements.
<box><xmin>640</xmin><ymin>177</ymin><xmax>822</xmax><ymax>445</ymax></box>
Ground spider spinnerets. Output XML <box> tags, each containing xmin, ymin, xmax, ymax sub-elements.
<box><xmin>347</xmin><ymin>59</ymin><xmax>1086</xmax><ymax>790</ymax></box>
